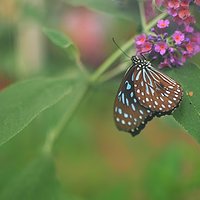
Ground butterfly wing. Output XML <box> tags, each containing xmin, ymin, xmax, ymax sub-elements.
<box><xmin>133</xmin><ymin>64</ymin><xmax>183</xmax><ymax>115</ymax></box>
<box><xmin>114</xmin><ymin>66</ymin><xmax>154</xmax><ymax>136</ymax></box>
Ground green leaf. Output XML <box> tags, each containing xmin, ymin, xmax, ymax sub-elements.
<box><xmin>165</xmin><ymin>62</ymin><xmax>200</xmax><ymax>142</ymax></box>
<box><xmin>37</xmin><ymin>76</ymin><xmax>88</xmax><ymax>136</ymax></box>
<box><xmin>0</xmin><ymin>155</ymin><xmax>65</xmax><ymax>200</ymax></box>
<box><xmin>65</xmin><ymin>0</ymin><xmax>139</xmax><ymax>21</ymax></box>
<box><xmin>43</xmin><ymin>27</ymin><xmax>79</xmax><ymax>62</ymax></box>
<box><xmin>0</xmin><ymin>77</ymin><xmax>75</xmax><ymax>146</ymax></box>
<box><xmin>43</xmin><ymin>27</ymin><xmax>74</xmax><ymax>49</ymax></box>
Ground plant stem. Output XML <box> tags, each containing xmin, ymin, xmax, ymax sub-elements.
<box><xmin>90</xmin><ymin>12</ymin><xmax>167</xmax><ymax>84</ymax></box>
<box><xmin>99</xmin><ymin>63</ymin><xmax>129</xmax><ymax>83</ymax></box>
<box><xmin>42</xmin><ymin>11</ymin><xmax>168</xmax><ymax>154</ymax></box>
<box><xmin>90</xmin><ymin>38</ymin><xmax>134</xmax><ymax>83</ymax></box>
<box><xmin>100</xmin><ymin>50</ymin><xmax>136</xmax><ymax>83</ymax></box>
<box><xmin>138</xmin><ymin>0</ymin><xmax>146</xmax><ymax>31</ymax></box>
<box><xmin>145</xmin><ymin>12</ymin><xmax>167</xmax><ymax>32</ymax></box>
<box><xmin>42</xmin><ymin>86</ymin><xmax>89</xmax><ymax>155</ymax></box>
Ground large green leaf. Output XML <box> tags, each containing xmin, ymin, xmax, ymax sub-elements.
<box><xmin>0</xmin><ymin>155</ymin><xmax>65</xmax><ymax>200</ymax></box>
<box><xmin>0</xmin><ymin>77</ymin><xmax>76</xmax><ymax>146</ymax></box>
<box><xmin>37</xmin><ymin>76</ymin><xmax>88</xmax><ymax>136</ymax></box>
<box><xmin>165</xmin><ymin>62</ymin><xmax>200</xmax><ymax>142</ymax></box>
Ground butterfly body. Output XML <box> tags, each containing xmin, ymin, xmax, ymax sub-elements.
<box><xmin>114</xmin><ymin>56</ymin><xmax>183</xmax><ymax>136</ymax></box>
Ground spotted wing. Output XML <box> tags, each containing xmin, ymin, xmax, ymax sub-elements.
<box><xmin>134</xmin><ymin>65</ymin><xmax>183</xmax><ymax>115</ymax></box>
<box><xmin>114</xmin><ymin>66</ymin><xmax>154</xmax><ymax>136</ymax></box>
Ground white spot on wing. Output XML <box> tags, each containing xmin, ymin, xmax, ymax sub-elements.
<box><xmin>139</xmin><ymin>110</ymin><xmax>144</xmax><ymax>114</ymax></box>
<box><xmin>136</xmin><ymin>70</ymin><xmax>141</xmax><ymax>81</ymax></box>
<box><xmin>168</xmin><ymin>100</ymin><xmax>172</xmax><ymax>104</ymax></box>
<box><xmin>131</xmin><ymin>104</ymin><xmax>136</xmax><ymax>111</ymax></box>
<box><xmin>124</xmin><ymin>113</ymin><xmax>128</xmax><ymax>118</ymax></box>
<box><xmin>121</xmin><ymin>120</ymin><xmax>125</xmax><ymax>125</ymax></box>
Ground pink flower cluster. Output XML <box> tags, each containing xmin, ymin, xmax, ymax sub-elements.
<box><xmin>134</xmin><ymin>0</ymin><xmax>200</xmax><ymax>68</ymax></box>
<box><xmin>135</xmin><ymin>19</ymin><xmax>200</xmax><ymax>68</ymax></box>
<box><xmin>159</xmin><ymin>0</ymin><xmax>200</xmax><ymax>26</ymax></box>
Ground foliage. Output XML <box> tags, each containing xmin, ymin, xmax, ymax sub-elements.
<box><xmin>166</xmin><ymin>63</ymin><xmax>200</xmax><ymax>142</ymax></box>
<box><xmin>0</xmin><ymin>155</ymin><xmax>65</xmax><ymax>200</ymax></box>
<box><xmin>0</xmin><ymin>0</ymin><xmax>200</xmax><ymax>199</ymax></box>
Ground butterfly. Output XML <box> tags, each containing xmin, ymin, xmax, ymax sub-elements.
<box><xmin>113</xmin><ymin>56</ymin><xmax>183</xmax><ymax>136</ymax></box>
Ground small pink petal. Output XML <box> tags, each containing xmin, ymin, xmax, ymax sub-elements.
<box><xmin>157</xmin><ymin>19</ymin><xmax>170</xmax><ymax>28</ymax></box>
<box><xmin>135</xmin><ymin>34</ymin><xmax>146</xmax><ymax>45</ymax></box>
<box><xmin>172</xmin><ymin>31</ymin><xmax>185</xmax><ymax>45</ymax></box>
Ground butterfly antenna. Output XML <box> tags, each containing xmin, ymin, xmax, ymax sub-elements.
<box><xmin>112</xmin><ymin>37</ymin><xmax>131</xmax><ymax>58</ymax></box>
<box><xmin>139</xmin><ymin>49</ymin><xmax>152</xmax><ymax>60</ymax></box>
<box><xmin>140</xmin><ymin>53</ymin><xmax>146</xmax><ymax>60</ymax></box>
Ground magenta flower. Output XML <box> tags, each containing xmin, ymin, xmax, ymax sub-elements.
<box><xmin>172</xmin><ymin>31</ymin><xmax>185</xmax><ymax>45</ymax></box>
<box><xmin>134</xmin><ymin>0</ymin><xmax>200</xmax><ymax>68</ymax></box>
<box><xmin>185</xmin><ymin>42</ymin><xmax>195</xmax><ymax>54</ymax></box>
<box><xmin>180</xmin><ymin>0</ymin><xmax>191</xmax><ymax>7</ymax></box>
<box><xmin>141</xmin><ymin>42</ymin><xmax>152</xmax><ymax>53</ymax></box>
<box><xmin>159</xmin><ymin>0</ymin><xmax>195</xmax><ymax>26</ymax></box>
<box><xmin>185</xmin><ymin>42</ymin><xmax>200</xmax><ymax>55</ymax></box>
<box><xmin>168</xmin><ymin>0</ymin><xmax>180</xmax><ymax>9</ymax></box>
<box><xmin>185</xmin><ymin>25</ymin><xmax>194</xmax><ymax>33</ymax></box>
<box><xmin>155</xmin><ymin>42</ymin><xmax>168</xmax><ymax>55</ymax></box>
<box><xmin>135</xmin><ymin>34</ymin><xmax>146</xmax><ymax>45</ymax></box>
<box><xmin>135</xmin><ymin>16</ymin><xmax>200</xmax><ymax>68</ymax></box>
<box><xmin>178</xmin><ymin>8</ymin><xmax>190</xmax><ymax>20</ymax></box>
<box><xmin>157</xmin><ymin>19</ymin><xmax>170</xmax><ymax>28</ymax></box>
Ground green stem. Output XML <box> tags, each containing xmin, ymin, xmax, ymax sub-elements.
<box><xmin>42</xmin><ymin>86</ymin><xmax>89</xmax><ymax>155</ymax></box>
<box><xmin>138</xmin><ymin>0</ymin><xmax>146</xmax><ymax>31</ymax></box>
<box><xmin>42</xmin><ymin>11</ymin><xmax>168</xmax><ymax>154</ymax></box>
<box><xmin>145</xmin><ymin>12</ymin><xmax>167</xmax><ymax>32</ymax></box>
<box><xmin>90</xmin><ymin>12</ymin><xmax>167</xmax><ymax>84</ymax></box>
<box><xmin>90</xmin><ymin>38</ymin><xmax>134</xmax><ymax>83</ymax></box>
<box><xmin>100</xmin><ymin>50</ymin><xmax>136</xmax><ymax>83</ymax></box>
<box><xmin>99</xmin><ymin>63</ymin><xmax>129</xmax><ymax>83</ymax></box>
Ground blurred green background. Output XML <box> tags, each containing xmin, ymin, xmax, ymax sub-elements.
<box><xmin>0</xmin><ymin>0</ymin><xmax>200</xmax><ymax>199</ymax></box>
